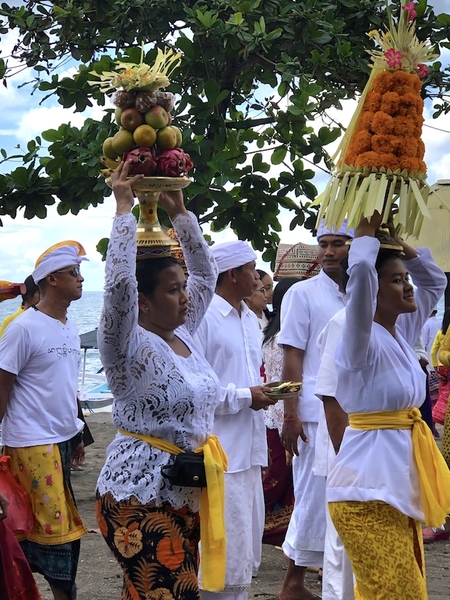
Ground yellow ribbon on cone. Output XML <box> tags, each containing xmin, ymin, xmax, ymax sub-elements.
<box><xmin>118</xmin><ymin>429</ymin><xmax>227</xmax><ymax>590</ymax></box>
<box><xmin>349</xmin><ymin>407</ymin><xmax>450</xmax><ymax>528</ymax></box>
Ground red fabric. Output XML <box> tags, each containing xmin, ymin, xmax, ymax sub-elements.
<box><xmin>0</xmin><ymin>456</ymin><xmax>34</xmax><ymax>535</ymax></box>
<box><xmin>0</xmin><ymin>521</ymin><xmax>41</xmax><ymax>599</ymax></box>
<box><xmin>262</xmin><ymin>428</ymin><xmax>294</xmax><ymax>546</ymax></box>
<box><xmin>432</xmin><ymin>366</ymin><xmax>450</xmax><ymax>425</ymax></box>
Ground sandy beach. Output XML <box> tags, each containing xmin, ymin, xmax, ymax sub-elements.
<box><xmin>33</xmin><ymin>413</ymin><xmax>450</xmax><ymax>599</ymax></box>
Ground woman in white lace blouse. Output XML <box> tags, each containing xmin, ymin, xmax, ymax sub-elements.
<box><xmin>95</xmin><ymin>161</ymin><xmax>222</xmax><ymax>600</ymax></box>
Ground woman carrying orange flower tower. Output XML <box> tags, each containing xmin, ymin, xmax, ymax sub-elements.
<box><xmin>313</xmin><ymin>2</ymin><xmax>450</xmax><ymax>598</ymax></box>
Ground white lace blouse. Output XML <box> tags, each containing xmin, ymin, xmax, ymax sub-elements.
<box><xmin>96</xmin><ymin>211</ymin><xmax>220</xmax><ymax>511</ymax></box>
<box><xmin>262</xmin><ymin>334</ymin><xmax>284</xmax><ymax>435</ymax></box>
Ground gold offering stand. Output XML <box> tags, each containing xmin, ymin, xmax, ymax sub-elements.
<box><xmin>132</xmin><ymin>176</ymin><xmax>191</xmax><ymax>256</ymax></box>
<box><xmin>108</xmin><ymin>176</ymin><xmax>191</xmax><ymax>257</ymax></box>
<box><xmin>345</xmin><ymin>226</ymin><xmax>403</xmax><ymax>252</ymax></box>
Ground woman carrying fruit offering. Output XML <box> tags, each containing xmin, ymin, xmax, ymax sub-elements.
<box><xmin>327</xmin><ymin>211</ymin><xmax>450</xmax><ymax>599</ymax></box>
<box><xmin>95</xmin><ymin>161</ymin><xmax>229</xmax><ymax>599</ymax></box>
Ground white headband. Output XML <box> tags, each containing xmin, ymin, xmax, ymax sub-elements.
<box><xmin>211</xmin><ymin>240</ymin><xmax>257</xmax><ymax>273</ymax></box>
<box><xmin>32</xmin><ymin>242</ymin><xmax>88</xmax><ymax>283</ymax></box>
<box><xmin>316</xmin><ymin>218</ymin><xmax>354</xmax><ymax>241</ymax></box>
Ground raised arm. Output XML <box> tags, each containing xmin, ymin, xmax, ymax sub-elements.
<box><xmin>396</xmin><ymin>251</ymin><xmax>446</xmax><ymax>347</ymax></box>
<box><xmin>338</xmin><ymin>215</ymin><xmax>381</xmax><ymax>369</ymax></box>
<box><xmin>169</xmin><ymin>210</ymin><xmax>218</xmax><ymax>336</ymax></box>
<box><xmin>98</xmin><ymin>162</ymin><xmax>144</xmax><ymax>380</ymax></box>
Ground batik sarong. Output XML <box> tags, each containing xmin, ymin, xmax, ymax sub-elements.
<box><xmin>262</xmin><ymin>428</ymin><xmax>294</xmax><ymax>546</ymax></box>
<box><xmin>442</xmin><ymin>400</ymin><xmax>450</xmax><ymax>469</ymax></box>
<box><xmin>5</xmin><ymin>440</ymin><xmax>86</xmax><ymax>597</ymax></box>
<box><xmin>329</xmin><ymin>500</ymin><xmax>426</xmax><ymax>600</ymax></box>
<box><xmin>96</xmin><ymin>492</ymin><xmax>201</xmax><ymax>600</ymax></box>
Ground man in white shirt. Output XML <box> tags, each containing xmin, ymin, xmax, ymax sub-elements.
<box><xmin>0</xmin><ymin>242</ymin><xmax>88</xmax><ymax>600</ymax></box>
<box><xmin>196</xmin><ymin>240</ymin><xmax>274</xmax><ymax>600</ymax></box>
<box><xmin>278</xmin><ymin>221</ymin><xmax>352</xmax><ymax>600</ymax></box>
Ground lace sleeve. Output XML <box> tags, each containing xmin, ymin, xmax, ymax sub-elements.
<box><xmin>99</xmin><ymin>213</ymin><xmax>138</xmax><ymax>390</ymax></box>
<box><xmin>172</xmin><ymin>211</ymin><xmax>218</xmax><ymax>336</ymax></box>
<box><xmin>262</xmin><ymin>336</ymin><xmax>285</xmax><ymax>433</ymax></box>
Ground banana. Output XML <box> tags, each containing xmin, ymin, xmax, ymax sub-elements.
<box><xmin>101</xmin><ymin>156</ymin><xmax>122</xmax><ymax>171</ymax></box>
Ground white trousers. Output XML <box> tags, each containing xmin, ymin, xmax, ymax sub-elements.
<box><xmin>322</xmin><ymin>501</ymin><xmax>355</xmax><ymax>600</ymax></box>
<box><xmin>199</xmin><ymin>465</ymin><xmax>264</xmax><ymax>600</ymax></box>
<box><xmin>282</xmin><ymin>422</ymin><xmax>326</xmax><ymax>568</ymax></box>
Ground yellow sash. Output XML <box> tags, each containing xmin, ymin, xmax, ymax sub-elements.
<box><xmin>118</xmin><ymin>429</ymin><xmax>228</xmax><ymax>591</ymax></box>
<box><xmin>349</xmin><ymin>408</ymin><xmax>450</xmax><ymax>528</ymax></box>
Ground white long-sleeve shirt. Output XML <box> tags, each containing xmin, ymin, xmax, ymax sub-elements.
<box><xmin>279</xmin><ymin>269</ymin><xmax>347</xmax><ymax>423</ymax></box>
<box><xmin>327</xmin><ymin>236</ymin><xmax>446</xmax><ymax>521</ymax></box>
<box><xmin>195</xmin><ymin>295</ymin><xmax>267</xmax><ymax>473</ymax></box>
<box><xmin>97</xmin><ymin>211</ymin><xmax>221</xmax><ymax>512</ymax></box>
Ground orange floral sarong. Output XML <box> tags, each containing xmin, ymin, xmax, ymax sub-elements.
<box><xmin>96</xmin><ymin>492</ymin><xmax>201</xmax><ymax>600</ymax></box>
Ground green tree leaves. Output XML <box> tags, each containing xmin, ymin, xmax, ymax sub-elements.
<box><xmin>0</xmin><ymin>0</ymin><xmax>449</xmax><ymax>261</ymax></box>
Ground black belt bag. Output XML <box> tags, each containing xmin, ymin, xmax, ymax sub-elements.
<box><xmin>161</xmin><ymin>452</ymin><xmax>207</xmax><ymax>488</ymax></box>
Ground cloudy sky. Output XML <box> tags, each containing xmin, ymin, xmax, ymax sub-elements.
<box><xmin>1</xmin><ymin>0</ymin><xmax>450</xmax><ymax>290</ymax></box>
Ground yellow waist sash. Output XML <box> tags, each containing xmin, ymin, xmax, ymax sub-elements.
<box><xmin>348</xmin><ymin>407</ymin><xmax>450</xmax><ymax>528</ymax></box>
<box><xmin>118</xmin><ymin>429</ymin><xmax>227</xmax><ymax>591</ymax></box>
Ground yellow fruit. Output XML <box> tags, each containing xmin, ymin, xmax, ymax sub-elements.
<box><xmin>103</xmin><ymin>137</ymin><xmax>119</xmax><ymax>159</ymax></box>
<box><xmin>170</xmin><ymin>126</ymin><xmax>183</xmax><ymax>147</ymax></box>
<box><xmin>101</xmin><ymin>156</ymin><xmax>121</xmax><ymax>170</ymax></box>
<box><xmin>157</xmin><ymin>126</ymin><xmax>177</xmax><ymax>150</ymax></box>
<box><xmin>133</xmin><ymin>124</ymin><xmax>157</xmax><ymax>148</ymax></box>
<box><xmin>111</xmin><ymin>130</ymin><xmax>135</xmax><ymax>155</ymax></box>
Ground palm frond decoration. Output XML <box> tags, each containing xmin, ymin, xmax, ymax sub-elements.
<box><xmin>313</xmin><ymin>0</ymin><xmax>448</xmax><ymax>237</ymax></box>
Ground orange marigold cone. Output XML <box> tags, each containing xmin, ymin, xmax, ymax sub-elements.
<box><xmin>312</xmin><ymin>1</ymin><xmax>449</xmax><ymax>238</ymax></box>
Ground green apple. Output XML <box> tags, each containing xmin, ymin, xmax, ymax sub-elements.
<box><xmin>144</xmin><ymin>105</ymin><xmax>169</xmax><ymax>130</ymax></box>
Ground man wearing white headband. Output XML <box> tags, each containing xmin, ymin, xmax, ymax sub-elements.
<box><xmin>196</xmin><ymin>240</ymin><xmax>275</xmax><ymax>600</ymax></box>
<box><xmin>0</xmin><ymin>240</ymin><xmax>88</xmax><ymax>599</ymax></box>
<box><xmin>278</xmin><ymin>219</ymin><xmax>353</xmax><ymax>600</ymax></box>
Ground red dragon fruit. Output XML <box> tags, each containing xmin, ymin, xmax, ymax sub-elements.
<box><xmin>123</xmin><ymin>147</ymin><xmax>158</xmax><ymax>176</ymax></box>
<box><xmin>156</xmin><ymin>148</ymin><xmax>193</xmax><ymax>177</ymax></box>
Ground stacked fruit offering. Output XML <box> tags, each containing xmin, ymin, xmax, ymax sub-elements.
<box><xmin>99</xmin><ymin>69</ymin><xmax>192</xmax><ymax>178</ymax></box>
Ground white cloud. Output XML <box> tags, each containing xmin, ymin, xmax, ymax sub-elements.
<box><xmin>2</xmin><ymin>1</ymin><xmax>450</xmax><ymax>284</ymax></box>
<box><xmin>16</xmin><ymin>103</ymin><xmax>106</xmax><ymax>142</ymax></box>
<box><xmin>0</xmin><ymin>203</ymin><xmax>113</xmax><ymax>291</ymax></box>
